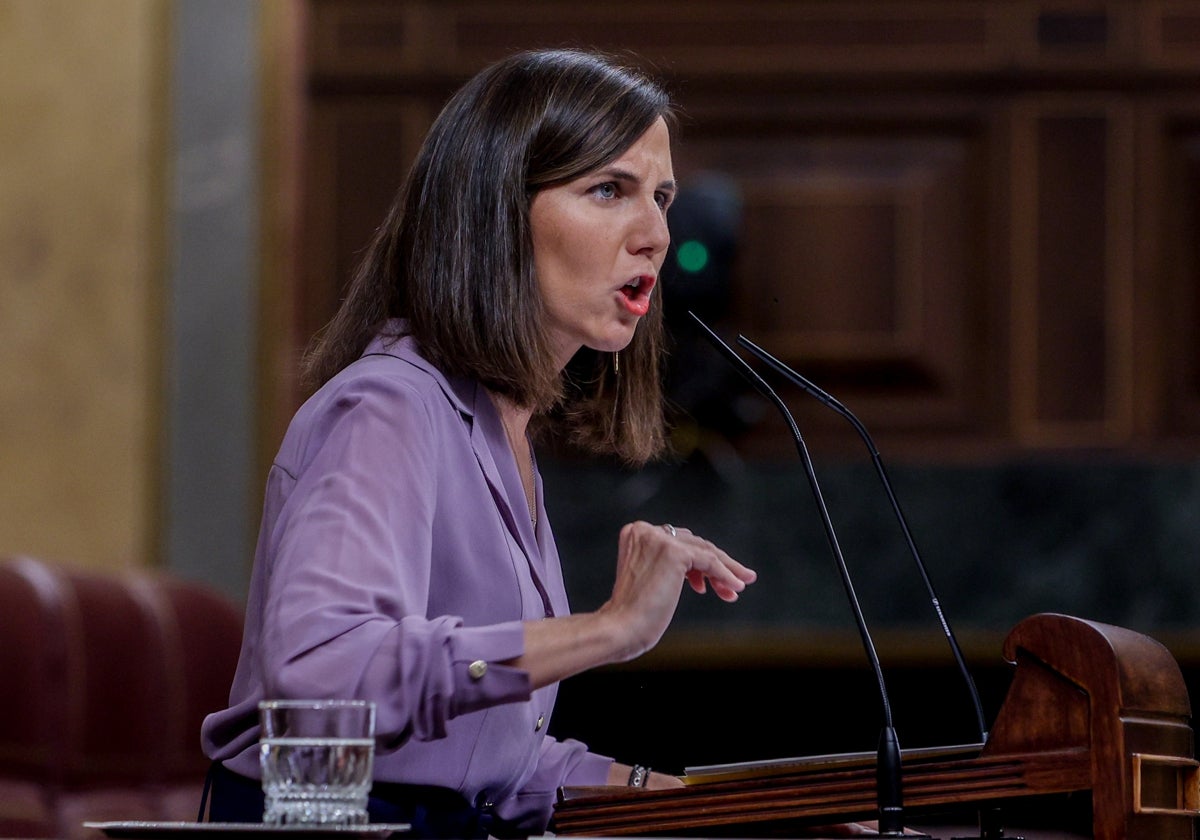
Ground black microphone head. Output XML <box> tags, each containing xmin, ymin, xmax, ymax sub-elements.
<box><xmin>686</xmin><ymin>312</ymin><xmax>777</xmax><ymax>405</ymax></box>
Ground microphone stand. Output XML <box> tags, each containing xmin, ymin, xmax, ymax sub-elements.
<box><xmin>736</xmin><ymin>335</ymin><xmax>989</xmax><ymax>746</ymax></box>
<box><xmin>689</xmin><ymin>312</ymin><xmax>926</xmax><ymax>838</ymax></box>
<box><xmin>736</xmin><ymin>337</ymin><xmax>1019</xmax><ymax>840</ymax></box>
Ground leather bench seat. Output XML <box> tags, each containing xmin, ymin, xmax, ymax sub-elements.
<box><xmin>0</xmin><ymin>555</ymin><xmax>243</xmax><ymax>839</ymax></box>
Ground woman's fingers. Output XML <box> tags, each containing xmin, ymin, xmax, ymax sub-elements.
<box><xmin>605</xmin><ymin>521</ymin><xmax>757</xmax><ymax>659</ymax></box>
<box><xmin>666</xmin><ymin>525</ymin><xmax>757</xmax><ymax>598</ymax></box>
<box><xmin>634</xmin><ymin>521</ymin><xmax>757</xmax><ymax>600</ymax></box>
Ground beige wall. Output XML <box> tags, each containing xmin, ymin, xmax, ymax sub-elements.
<box><xmin>0</xmin><ymin>1</ymin><xmax>167</xmax><ymax>570</ymax></box>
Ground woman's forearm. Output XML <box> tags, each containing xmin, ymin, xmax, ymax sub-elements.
<box><xmin>507</xmin><ymin>610</ymin><xmax>630</xmax><ymax>689</ymax></box>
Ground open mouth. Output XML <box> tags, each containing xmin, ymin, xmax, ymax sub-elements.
<box><xmin>620</xmin><ymin>275</ymin><xmax>656</xmax><ymax>302</ymax></box>
<box><xmin>617</xmin><ymin>275</ymin><xmax>656</xmax><ymax>317</ymax></box>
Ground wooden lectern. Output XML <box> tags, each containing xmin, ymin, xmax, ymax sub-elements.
<box><xmin>552</xmin><ymin>614</ymin><xmax>1200</xmax><ymax>839</ymax></box>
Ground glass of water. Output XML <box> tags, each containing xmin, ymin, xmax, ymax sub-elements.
<box><xmin>258</xmin><ymin>699</ymin><xmax>376</xmax><ymax>825</ymax></box>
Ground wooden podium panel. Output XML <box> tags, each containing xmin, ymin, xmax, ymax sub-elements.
<box><xmin>552</xmin><ymin>614</ymin><xmax>1199</xmax><ymax>839</ymax></box>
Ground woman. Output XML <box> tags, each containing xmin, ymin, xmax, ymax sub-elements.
<box><xmin>200</xmin><ymin>47</ymin><xmax>756</xmax><ymax>837</ymax></box>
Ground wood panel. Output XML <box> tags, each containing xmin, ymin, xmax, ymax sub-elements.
<box><xmin>1150</xmin><ymin>105</ymin><xmax>1200</xmax><ymax>440</ymax></box>
<box><xmin>670</xmin><ymin>114</ymin><xmax>992</xmax><ymax>443</ymax></box>
<box><xmin>296</xmin><ymin>0</ymin><xmax>1200</xmax><ymax>457</ymax></box>
<box><xmin>304</xmin><ymin>0</ymin><xmax>1200</xmax><ymax>81</ymax></box>
<box><xmin>300</xmin><ymin>98</ymin><xmax>437</xmax><ymax>348</ymax></box>
<box><xmin>1148</xmin><ymin>1</ymin><xmax>1200</xmax><ymax>68</ymax></box>
<box><xmin>308</xmin><ymin>1</ymin><xmax>1002</xmax><ymax>81</ymax></box>
<box><xmin>1010</xmin><ymin>100</ymin><xmax>1136</xmax><ymax>447</ymax></box>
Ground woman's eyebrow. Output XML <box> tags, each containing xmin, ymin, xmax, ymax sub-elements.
<box><xmin>600</xmin><ymin>167</ymin><xmax>678</xmax><ymax>195</ymax></box>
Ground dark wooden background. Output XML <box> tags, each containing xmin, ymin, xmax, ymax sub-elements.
<box><xmin>293</xmin><ymin>0</ymin><xmax>1200</xmax><ymax>458</ymax></box>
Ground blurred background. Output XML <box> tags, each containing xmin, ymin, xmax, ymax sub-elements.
<box><xmin>5</xmin><ymin>0</ymin><xmax>1200</xmax><ymax>775</ymax></box>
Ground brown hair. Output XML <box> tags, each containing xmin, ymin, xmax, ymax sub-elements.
<box><xmin>302</xmin><ymin>48</ymin><xmax>674</xmax><ymax>464</ymax></box>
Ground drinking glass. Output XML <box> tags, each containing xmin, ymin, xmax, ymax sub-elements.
<box><xmin>258</xmin><ymin>699</ymin><xmax>376</xmax><ymax>825</ymax></box>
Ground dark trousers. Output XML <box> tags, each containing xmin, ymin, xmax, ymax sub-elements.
<box><xmin>200</xmin><ymin>761</ymin><xmax>495</xmax><ymax>839</ymax></box>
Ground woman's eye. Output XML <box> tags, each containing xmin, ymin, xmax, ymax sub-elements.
<box><xmin>593</xmin><ymin>182</ymin><xmax>618</xmax><ymax>200</ymax></box>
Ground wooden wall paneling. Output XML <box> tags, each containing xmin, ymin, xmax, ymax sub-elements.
<box><xmin>295</xmin><ymin>0</ymin><xmax>1200</xmax><ymax>456</ymax></box>
<box><xmin>300</xmin><ymin>98</ymin><xmax>434</xmax><ymax>350</ymax></box>
<box><xmin>978</xmin><ymin>104</ymin><xmax>1018</xmax><ymax>453</ymax></box>
<box><xmin>348</xmin><ymin>0</ymin><xmax>1200</xmax><ymax>81</ymax></box>
<box><xmin>442</xmin><ymin>1</ymin><xmax>1002</xmax><ymax>79</ymax></box>
<box><xmin>1146</xmin><ymin>1</ymin><xmax>1200</xmax><ymax>69</ymax></box>
<box><xmin>1152</xmin><ymin>102</ymin><xmax>1200</xmax><ymax>439</ymax></box>
<box><xmin>1010</xmin><ymin>101</ymin><xmax>1036</xmax><ymax>446</ymax></box>
<box><xmin>1035</xmin><ymin>109</ymin><xmax>1109</xmax><ymax>432</ymax></box>
<box><xmin>672</xmin><ymin>104</ymin><xmax>994</xmax><ymax>449</ymax></box>
<box><xmin>305</xmin><ymin>0</ymin><xmax>1017</xmax><ymax>83</ymax></box>
<box><xmin>1133</xmin><ymin>100</ymin><xmax>1165</xmax><ymax>446</ymax></box>
<box><xmin>1131</xmin><ymin>98</ymin><xmax>1185</xmax><ymax>448</ymax></box>
<box><xmin>308</xmin><ymin>1</ymin><xmax>434</xmax><ymax>81</ymax></box>
<box><xmin>1107</xmin><ymin>102</ymin><xmax>1138</xmax><ymax>443</ymax></box>
<box><xmin>1015</xmin><ymin>1</ymin><xmax>1141</xmax><ymax>67</ymax></box>
<box><xmin>1009</xmin><ymin>97</ymin><xmax>1136</xmax><ymax>447</ymax></box>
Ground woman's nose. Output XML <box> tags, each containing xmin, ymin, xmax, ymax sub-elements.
<box><xmin>629</xmin><ymin>199</ymin><xmax>671</xmax><ymax>257</ymax></box>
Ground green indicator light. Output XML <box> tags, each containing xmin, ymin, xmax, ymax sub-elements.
<box><xmin>676</xmin><ymin>240</ymin><xmax>709</xmax><ymax>273</ymax></box>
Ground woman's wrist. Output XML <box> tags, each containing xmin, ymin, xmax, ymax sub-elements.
<box><xmin>608</xmin><ymin>762</ymin><xmax>686</xmax><ymax>790</ymax></box>
<box><xmin>513</xmin><ymin>610</ymin><xmax>631</xmax><ymax>689</ymax></box>
<box><xmin>592</xmin><ymin>602</ymin><xmax>644</xmax><ymax>663</ymax></box>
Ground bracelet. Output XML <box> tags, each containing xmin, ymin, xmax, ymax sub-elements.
<box><xmin>628</xmin><ymin>764</ymin><xmax>650</xmax><ymax>788</ymax></box>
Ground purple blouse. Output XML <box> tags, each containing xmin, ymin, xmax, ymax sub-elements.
<box><xmin>201</xmin><ymin>326</ymin><xmax>612</xmax><ymax>830</ymax></box>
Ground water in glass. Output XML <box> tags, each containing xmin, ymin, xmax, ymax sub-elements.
<box><xmin>260</xmin><ymin>736</ymin><xmax>373</xmax><ymax>824</ymax></box>
<box><xmin>258</xmin><ymin>699</ymin><xmax>375</xmax><ymax>826</ymax></box>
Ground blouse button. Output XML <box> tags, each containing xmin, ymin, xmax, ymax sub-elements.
<box><xmin>535</xmin><ymin>714</ymin><xmax>545</xmax><ymax>731</ymax></box>
<box><xmin>468</xmin><ymin>660</ymin><xmax>488</xmax><ymax>680</ymax></box>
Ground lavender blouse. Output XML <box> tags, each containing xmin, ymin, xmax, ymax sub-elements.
<box><xmin>200</xmin><ymin>326</ymin><xmax>612</xmax><ymax>829</ymax></box>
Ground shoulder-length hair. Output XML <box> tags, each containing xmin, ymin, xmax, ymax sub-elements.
<box><xmin>302</xmin><ymin>48</ymin><xmax>674</xmax><ymax>465</ymax></box>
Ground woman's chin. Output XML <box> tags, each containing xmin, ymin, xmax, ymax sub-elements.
<box><xmin>588</xmin><ymin>328</ymin><xmax>638</xmax><ymax>355</ymax></box>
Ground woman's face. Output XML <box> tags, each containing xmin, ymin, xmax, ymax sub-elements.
<box><xmin>530</xmin><ymin>116</ymin><xmax>675</xmax><ymax>370</ymax></box>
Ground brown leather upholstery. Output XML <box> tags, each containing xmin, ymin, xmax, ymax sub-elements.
<box><xmin>0</xmin><ymin>556</ymin><xmax>243</xmax><ymax>839</ymax></box>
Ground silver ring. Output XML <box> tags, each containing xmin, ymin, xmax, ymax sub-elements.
<box><xmin>663</xmin><ymin>523</ymin><xmax>677</xmax><ymax>538</ymax></box>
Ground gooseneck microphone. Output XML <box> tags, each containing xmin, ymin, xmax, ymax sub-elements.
<box><xmin>735</xmin><ymin>335</ymin><xmax>990</xmax><ymax>747</ymax></box>
<box><xmin>688</xmin><ymin>311</ymin><xmax>922</xmax><ymax>838</ymax></box>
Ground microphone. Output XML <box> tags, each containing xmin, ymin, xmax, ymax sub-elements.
<box><xmin>735</xmin><ymin>335</ymin><xmax>989</xmax><ymax>747</ymax></box>
<box><xmin>688</xmin><ymin>311</ymin><xmax>924</xmax><ymax>838</ymax></box>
